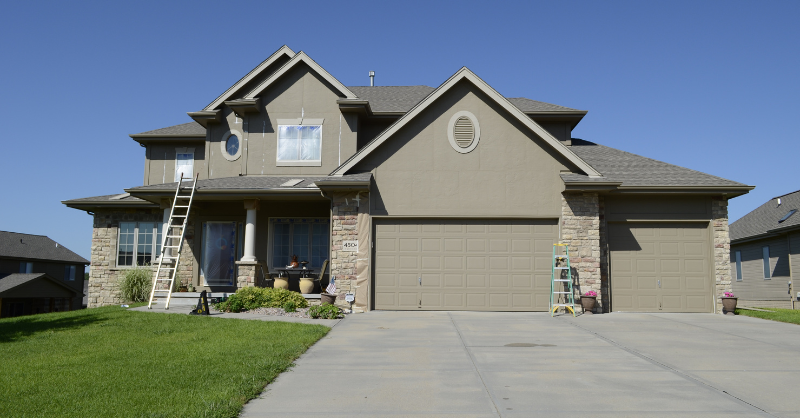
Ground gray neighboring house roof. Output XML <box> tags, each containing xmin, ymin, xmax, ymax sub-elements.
<box><xmin>0</xmin><ymin>231</ymin><xmax>89</xmax><ymax>264</ymax></box>
<box><xmin>730</xmin><ymin>190</ymin><xmax>800</xmax><ymax>242</ymax></box>
<box><xmin>0</xmin><ymin>273</ymin><xmax>80</xmax><ymax>296</ymax></box>
<box><xmin>132</xmin><ymin>122</ymin><xmax>206</xmax><ymax>137</ymax></box>
<box><xmin>561</xmin><ymin>139</ymin><xmax>750</xmax><ymax>189</ymax></box>
<box><xmin>127</xmin><ymin>173</ymin><xmax>372</xmax><ymax>192</ymax></box>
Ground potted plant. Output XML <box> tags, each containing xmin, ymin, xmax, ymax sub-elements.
<box><xmin>581</xmin><ymin>290</ymin><xmax>597</xmax><ymax>314</ymax></box>
<box><xmin>187</xmin><ymin>283</ymin><xmax>194</xmax><ymax>293</ymax></box>
<box><xmin>721</xmin><ymin>291</ymin><xmax>737</xmax><ymax>315</ymax></box>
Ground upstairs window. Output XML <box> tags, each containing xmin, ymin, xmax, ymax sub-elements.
<box><xmin>64</xmin><ymin>265</ymin><xmax>76</xmax><ymax>281</ymax></box>
<box><xmin>175</xmin><ymin>152</ymin><xmax>194</xmax><ymax>182</ymax></box>
<box><xmin>277</xmin><ymin>125</ymin><xmax>321</xmax><ymax>166</ymax></box>
<box><xmin>19</xmin><ymin>262</ymin><xmax>32</xmax><ymax>273</ymax></box>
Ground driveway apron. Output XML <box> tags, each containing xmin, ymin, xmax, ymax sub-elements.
<box><xmin>241</xmin><ymin>311</ymin><xmax>798</xmax><ymax>417</ymax></box>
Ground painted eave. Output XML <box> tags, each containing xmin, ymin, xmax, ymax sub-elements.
<box><xmin>204</xmin><ymin>45</ymin><xmax>296</xmax><ymax>111</ymax></box>
<box><xmin>187</xmin><ymin>110</ymin><xmax>221</xmax><ymax>128</ymax></box>
<box><xmin>330</xmin><ymin>67</ymin><xmax>602</xmax><ymax>178</ymax></box>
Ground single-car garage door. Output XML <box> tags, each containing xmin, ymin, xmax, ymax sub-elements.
<box><xmin>374</xmin><ymin>219</ymin><xmax>557</xmax><ymax>311</ymax></box>
<box><xmin>609</xmin><ymin>222</ymin><xmax>712</xmax><ymax>313</ymax></box>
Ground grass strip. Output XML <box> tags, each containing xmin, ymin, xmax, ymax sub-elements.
<box><xmin>735</xmin><ymin>307</ymin><xmax>800</xmax><ymax>325</ymax></box>
<box><xmin>0</xmin><ymin>305</ymin><xmax>329</xmax><ymax>417</ymax></box>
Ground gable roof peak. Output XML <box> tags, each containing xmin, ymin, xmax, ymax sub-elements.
<box><xmin>244</xmin><ymin>50</ymin><xmax>356</xmax><ymax>100</ymax></box>
<box><xmin>331</xmin><ymin>66</ymin><xmax>601</xmax><ymax>178</ymax></box>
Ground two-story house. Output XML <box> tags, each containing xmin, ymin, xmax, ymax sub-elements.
<box><xmin>64</xmin><ymin>46</ymin><xmax>753</xmax><ymax>313</ymax></box>
<box><xmin>0</xmin><ymin>231</ymin><xmax>88</xmax><ymax>318</ymax></box>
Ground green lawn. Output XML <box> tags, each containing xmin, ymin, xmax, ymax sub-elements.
<box><xmin>736</xmin><ymin>307</ymin><xmax>800</xmax><ymax>325</ymax></box>
<box><xmin>0</xmin><ymin>305</ymin><xmax>329</xmax><ymax>417</ymax></box>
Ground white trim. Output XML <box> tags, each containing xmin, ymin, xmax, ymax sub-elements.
<box><xmin>331</xmin><ymin>67</ymin><xmax>601</xmax><ymax>178</ymax></box>
<box><xmin>220</xmin><ymin>129</ymin><xmax>243</xmax><ymax>161</ymax></box>
<box><xmin>174</xmin><ymin>149</ymin><xmax>195</xmax><ymax>182</ymax></box>
<box><xmin>447</xmin><ymin>110</ymin><xmax>481</xmax><ymax>154</ymax></box>
<box><xmin>204</xmin><ymin>45</ymin><xmax>295</xmax><ymax>110</ymax></box>
<box><xmin>244</xmin><ymin>52</ymin><xmax>357</xmax><ymax>100</ymax></box>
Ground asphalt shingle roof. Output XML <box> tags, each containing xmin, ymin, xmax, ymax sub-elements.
<box><xmin>64</xmin><ymin>194</ymin><xmax>149</xmax><ymax>203</ymax></box>
<box><xmin>0</xmin><ymin>231</ymin><xmax>89</xmax><ymax>264</ymax></box>
<box><xmin>730</xmin><ymin>190</ymin><xmax>800</xmax><ymax>241</ymax></box>
<box><xmin>128</xmin><ymin>173</ymin><xmax>372</xmax><ymax>192</ymax></box>
<box><xmin>346</xmin><ymin>86</ymin><xmax>582</xmax><ymax>114</ymax></box>
<box><xmin>134</xmin><ymin>122</ymin><xmax>206</xmax><ymax>136</ymax></box>
<box><xmin>563</xmin><ymin>139</ymin><xmax>748</xmax><ymax>188</ymax></box>
<box><xmin>0</xmin><ymin>273</ymin><xmax>80</xmax><ymax>295</ymax></box>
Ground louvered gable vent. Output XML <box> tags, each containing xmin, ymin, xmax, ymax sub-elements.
<box><xmin>453</xmin><ymin>116</ymin><xmax>475</xmax><ymax>148</ymax></box>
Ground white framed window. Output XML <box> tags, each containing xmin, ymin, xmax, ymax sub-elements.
<box><xmin>117</xmin><ymin>222</ymin><xmax>163</xmax><ymax>267</ymax></box>
<box><xmin>175</xmin><ymin>147</ymin><xmax>195</xmax><ymax>182</ymax></box>
<box><xmin>221</xmin><ymin>130</ymin><xmax>243</xmax><ymax>161</ymax></box>
<box><xmin>735</xmin><ymin>251</ymin><xmax>742</xmax><ymax>281</ymax></box>
<box><xmin>19</xmin><ymin>262</ymin><xmax>33</xmax><ymax>273</ymax></box>
<box><xmin>269</xmin><ymin>218</ymin><xmax>329</xmax><ymax>271</ymax></box>
<box><xmin>762</xmin><ymin>246</ymin><xmax>771</xmax><ymax>279</ymax></box>
<box><xmin>276</xmin><ymin>124</ymin><xmax>322</xmax><ymax>166</ymax></box>
<box><xmin>64</xmin><ymin>265</ymin><xmax>76</xmax><ymax>281</ymax></box>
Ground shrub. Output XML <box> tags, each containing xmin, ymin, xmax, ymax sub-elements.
<box><xmin>308</xmin><ymin>304</ymin><xmax>344</xmax><ymax>319</ymax></box>
<box><xmin>118</xmin><ymin>266</ymin><xmax>152</xmax><ymax>302</ymax></box>
<box><xmin>215</xmin><ymin>287</ymin><xmax>308</xmax><ymax>312</ymax></box>
<box><xmin>283</xmin><ymin>301</ymin><xmax>297</xmax><ymax>313</ymax></box>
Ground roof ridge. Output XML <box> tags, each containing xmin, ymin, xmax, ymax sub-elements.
<box><xmin>0</xmin><ymin>230</ymin><xmax>48</xmax><ymax>237</ymax></box>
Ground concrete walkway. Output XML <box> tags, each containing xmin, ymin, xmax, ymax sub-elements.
<box><xmin>241</xmin><ymin>311</ymin><xmax>800</xmax><ymax>418</ymax></box>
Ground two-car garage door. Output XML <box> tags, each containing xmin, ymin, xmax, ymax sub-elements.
<box><xmin>609</xmin><ymin>223</ymin><xmax>713</xmax><ymax>313</ymax></box>
<box><xmin>374</xmin><ymin>219</ymin><xmax>557</xmax><ymax>311</ymax></box>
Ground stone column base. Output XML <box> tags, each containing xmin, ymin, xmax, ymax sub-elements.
<box><xmin>235</xmin><ymin>260</ymin><xmax>267</xmax><ymax>289</ymax></box>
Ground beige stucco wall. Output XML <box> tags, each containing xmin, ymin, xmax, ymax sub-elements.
<box><xmin>146</xmin><ymin>142</ymin><xmax>207</xmax><ymax>185</ymax></box>
<box><xmin>358</xmin><ymin>79</ymin><xmax>574</xmax><ymax>218</ymax></box>
<box><xmin>204</xmin><ymin>62</ymin><xmax>357</xmax><ymax>179</ymax></box>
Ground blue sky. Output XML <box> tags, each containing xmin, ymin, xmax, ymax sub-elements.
<box><xmin>1</xmin><ymin>0</ymin><xmax>797</xmax><ymax>260</ymax></box>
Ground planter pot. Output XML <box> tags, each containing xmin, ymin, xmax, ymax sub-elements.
<box><xmin>321</xmin><ymin>293</ymin><xmax>337</xmax><ymax>305</ymax></box>
<box><xmin>299</xmin><ymin>278</ymin><xmax>315</xmax><ymax>294</ymax></box>
<box><xmin>179</xmin><ymin>287</ymin><xmax>188</xmax><ymax>293</ymax></box>
<box><xmin>273</xmin><ymin>277</ymin><xmax>289</xmax><ymax>289</ymax></box>
<box><xmin>722</xmin><ymin>297</ymin><xmax>738</xmax><ymax>315</ymax></box>
<box><xmin>581</xmin><ymin>296</ymin><xmax>597</xmax><ymax>314</ymax></box>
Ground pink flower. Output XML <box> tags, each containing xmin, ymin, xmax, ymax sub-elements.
<box><xmin>585</xmin><ymin>290</ymin><xmax>597</xmax><ymax>297</ymax></box>
<box><xmin>724</xmin><ymin>291</ymin><xmax>735</xmax><ymax>298</ymax></box>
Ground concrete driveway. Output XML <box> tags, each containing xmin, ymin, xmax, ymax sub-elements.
<box><xmin>241</xmin><ymin>311</ymin><xmax>800</xmax><ymax>417</ymax></box>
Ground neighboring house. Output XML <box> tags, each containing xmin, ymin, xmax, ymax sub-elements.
<box><xmin>63</xmin><ymin>45</ymin><xmax>753</xmax><ymax>314</ymax></box>
<box><xmin>0</xmin><ymin>231</ymin><xmax>89</xmax><ymax>318</ymax></box>
<box><xmin>729</xmin><ymin>190</ymin><xmax>800</xmax><ymax>309</ymax></box>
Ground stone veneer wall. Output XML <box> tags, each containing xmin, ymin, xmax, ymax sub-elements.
<box><xmin>235</xmin><ymin>261</ymin><xmax>268</xmax><ymax>288</ymax></box>
<box><xmin>712</xmin><ymin>197</ymin><xmax>733</xmax><ymax>313</ymax></box>
<box><xmin>88</xmin><ymin>209</ymin><xmax>197</xmax><ymax>308</ymax></box>
<box><xmin>560</xmin><ymin>193</ymin><xmax>603</xmax><ymax>313</ymax></box>
<box><xmin>328</xmin><ymin>191</ymin><xmax>365</xmax><ymax>309</ymax></box>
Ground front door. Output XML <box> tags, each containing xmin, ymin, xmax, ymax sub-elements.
<box><xmin>201</xmin><ymin>221</ymin><xmax>237</xmax><ymax>287</ymax></box>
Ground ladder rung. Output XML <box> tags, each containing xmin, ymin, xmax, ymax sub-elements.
<box><xmin>176</xmin><ymin>195</ymin><xmax>192</xmax><ymax>198</ymax></box>
<box><xmin>553</xmin><ymin>292</ymin><xmax>571</xmax><ymax>294</ymax></box>
<box><xmin>172</xmin><ymin>215</ymin><xmax>187</xmax><ymax>218</ymax></box>
<box><xmin>166</xmin><ymin>235</ymin><xmax>182</xmax><ymax>238</ymax></box>
<box><xmin>552</xmin><ymin>304</ymin><xmax>573</xmax><ymax>306</ymax></box>
<box><xmin>165</xmin><ymin>245</ymin><xmax>180</xmax><ymax>248</ymax></box>
<box><xmin>554</xmin><ymin>267</ymin><xmax>570</xmax><ymax>270</ymax></box>
<box><xmin>554</xmin><ymin>255</ymin><xmax>568</xmax><ymax>258</ymax></box>
<box><xmin>554</xmin><ymin>279</ymin><xmax>570</xmax><ymax>282</ymax></box>
<box><xmin>174</xmin><ymin>205</ymin><xmax>190</xmax><ymax>208</ymax></box>
<box><xmin>158</xmin><ymin>267</ymin><xmax>176</xmax><ymax>270</ymax></box>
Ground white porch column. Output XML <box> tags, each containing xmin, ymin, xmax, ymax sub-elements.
<box><xmin>242</xmin><ymin>199</ymin><xmax>259</xmax><ymax>262</ymax></box>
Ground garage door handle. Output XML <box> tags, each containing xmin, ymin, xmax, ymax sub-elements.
<box><xmin>419</xmin><ymin>277</ymin><xmax>422</xmax><ymax>285</ymax></box>
<box><xmin>658</xmin><ymin>279</ymin><xmax>661</xmax><ymax>288</ymax></box>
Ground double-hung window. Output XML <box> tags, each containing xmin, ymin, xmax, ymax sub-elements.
<box><xmin>762</xmin><ymin>246</ymin><xmax>771</xmax><ymax>279</ymax></box>
<box><xmin>277</xmin><ymin>125</ymin><xmax>322</xmax><ymax>166</ymax></box>
<box><xmin>270</xmin><ymin>218</ymin><xmax>329</xmax><ymax>270</ymax></box>
<box><xmin>735</xmin><ymin>251</ymin><xmax>742</xmax><ymax>281</ymax></box>
<box><xmin>117</xmin><ymin>222</ymin><xmax>163</xmax><ymax>267</ymax></box>
<box><xmin>64</xmin><ymin>265</ymin><xmax>76</xmax><ymax>281</ymax></box>
<box><xmin>175</xmin><ymin>152</ymin><xmax>194</xmax><ymax>182</ymax></box>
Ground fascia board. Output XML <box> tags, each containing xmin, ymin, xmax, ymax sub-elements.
<box><xmin>129</xmin><ymin>134</ymin><xmax>206</xmax><ymax>138</ymax></box>
<box><xmin>204</xmin><ymin>45</ymin><xmax>296</xmax><ymax>110</ymax></box>
<box><xmin>614</xmin><ymin>186</ymin><xmax>755</xmax><ymax>192</ymax></box>
<box><xmin>244</xmin><ymin>52</ymin><xmax>357</xmax><ymax>100</ymax></box>
<box><xmin>331</xmin><ymin>68</ymin><xmax>602</xmax><ymax>177</ymax></box>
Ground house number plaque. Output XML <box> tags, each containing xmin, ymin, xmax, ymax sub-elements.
<box><xmin>342</xmin><ymin>241</ymin><xmax>358</xmax><ymax>252</ymax></box>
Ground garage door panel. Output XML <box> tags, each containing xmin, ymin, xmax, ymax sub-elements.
<box><xmin>375</xmin><ymin>219</ymin><xmax>556</xmax><ymax>311</ymax></box>
<box><xmin>610</xmin><ymin>222</ymin><xmax>712</xmax><ymax>313</ymax></box>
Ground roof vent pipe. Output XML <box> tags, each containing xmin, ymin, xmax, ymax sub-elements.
<box><xmin>369</xmin><ymin>71</ymin><xmax>375</xmax><ymax>86</ymax></box>
<box><xmin>778</xmin><ymin>198</ymin><xmax>782</xmax><ymax>206</ymax></box>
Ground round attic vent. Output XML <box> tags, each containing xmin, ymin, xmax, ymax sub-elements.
<box><xmin>447</xmin><ymin>111</ymin><xmax>480</xmax><ymax>154</ymax></box>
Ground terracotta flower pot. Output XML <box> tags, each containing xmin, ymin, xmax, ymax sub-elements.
<box><xmin>722</xmin><ymin>297</ymin><xmax>738</xmax><ymax>315</ymax></box>
<box><xmin>299</xmin><ymin>278</ymin><xmax>315</xmax><ymax>294</ymax></box>
<box><xmin>273</xmin><ymin>277</ymin><xmax>289</xmax><ymax>289</ymax></box>
<box><xmin>321</xmin><ymin>293</ymin><xmax>337</xmax><ymax>305</ymax></box>
<box><xmin>581</xmin><ymin>296</ymin><xmax>596</xmax><ymax>314</ymax></box>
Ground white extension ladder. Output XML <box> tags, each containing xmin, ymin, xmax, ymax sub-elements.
<box><xmin>148</xmin><ymin>173</ymin><xmax>198</xmax><ymax>309</ymax></box>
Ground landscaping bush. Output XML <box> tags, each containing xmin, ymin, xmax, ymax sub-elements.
<box><xmin>283</xmin><ymin>301</ymin><xmax>297</xmax><ymax>313</ymax></box>
<box><xmin>308</xmin><ymin>304</ymin><xmax>344</xmax><ymax>319</ymax></box>
<box><xmin>118</xmin><ymin>266</ymin><xmax>152</xmax><ymax>302</ymax></box>
<box><xmin>215</xmin><ymin>287</ymin><xmax>308</xmax><ymax>312</ymax></box>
